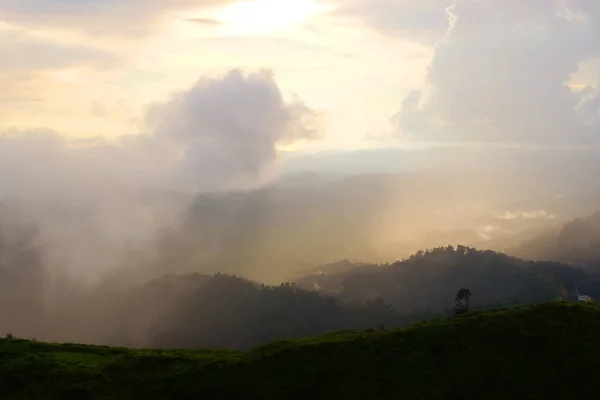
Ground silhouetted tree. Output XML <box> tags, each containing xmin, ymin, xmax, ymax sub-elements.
<box><xmin>454</xmin><ymin>288</ymin><xmax>472</xmax><ymax>316</ymax></box>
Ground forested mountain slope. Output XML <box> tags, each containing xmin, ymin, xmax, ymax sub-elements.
<box><xmin>4</xmin><ymin>244</ymin><xmax>600</xmax><ymax>350</ymax></box>
<box><xmin>293</xmin><ymin>245</ymin><xmax>600</xmax><ymax>313</ymax></box>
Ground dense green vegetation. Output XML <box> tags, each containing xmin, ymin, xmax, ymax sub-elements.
<box><xmin>2</xmin><ymin>205</ymin><xmax>600</xmax><ymax>398</ymax></box>
<box><xmin>4</xmin><ymin>208</ymin><xmax>600</xmax><ymax>354</ymax></box>
<box><xmin>4</xmin><ymin>243</ymin><xmax>600</xmax><ymax>350</ymax></box>
<box><xmin>126</xmin><ymin>274</ymin><xmax>430</xmax><ymax>349</ymax></box>
<box><xmin>2</xmin><ymin>302</ymin><xmax>599</xmax><ymax>399</ymax></box>
<box><xmin>294</xmin><ymin>245</ymin><xmax>600</xmax><ymax>312</ymax></box>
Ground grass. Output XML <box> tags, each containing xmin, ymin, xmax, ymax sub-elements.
<box><xmin>1</xmin><ymin>301</ymin><xmax>600</xmax><ymax>399</ymax></box>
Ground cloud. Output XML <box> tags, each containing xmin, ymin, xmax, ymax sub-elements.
<box><xmin>0</xmin><ymin>0</ymin><xmax>234</xmax><ymax>37</ymax></box>
<box><xmin>0</xmin><ymin>69</ymin><xmax>320</xmax><ymax>198</ymax></box>
<box><xmin>327</xmin><ymin>0</ymin><xmax>453</xmax><ymax>45</ymax></box>
<box><xmin>0</xmin><ymin>130</ymin><xmax>157</xmax><ymax>202</ymax></box>
<box><xmin>496</xmin><ymin>210</ymin><xmax>557</xmax><ymax>221</ymax></box>
<box><xmin>391</xmin><ymin>0</ymin><xmax>600</xmax><ymax>144</ymax></box>
<box><xmin>181</xmin><ymin>17</ymin><xmax>223</xmax><ymax>25</ymax></box>
<box><xmin>146</xmin><ymin>69</ymin><xmax>322</xmax><ymax>191</ymax></box>
<box><xmin>0</xmin><ymin>26</ymin><xmax>117</xmax><ymax>75</ymax></box>
<box><xmin>0</xmin><ymin>128</ymin><xmax>180</xmax><ymax>284</ymax></box>
<box><xmin>0</xmin><ymin>68</ymin><xmax>320</xmax><ymax>282</ymax></box>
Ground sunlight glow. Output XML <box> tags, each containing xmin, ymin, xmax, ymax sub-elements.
<box><xmin>218</xmin><ymin>0</ymin><xmax>325</xmax><ymax>35</ymax></box>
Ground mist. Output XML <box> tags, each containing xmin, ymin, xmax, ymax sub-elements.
<box><xmin>3</xmin><ymin>106</ymin><xmax>600</xmax><ymax>345</ymax></box>
<box><xmin>2</xmin><ymin>142</ymin><xmax>599</xmax><ymax>346</ymax></box>
<box><xmin>2</xmin><ymin>0</ymin><xmax>600</xmax><ymax>348</ymax></box>
<box><xmin>0</xmin><ymin>69</ymin><xmax>321</xmax><ymax>343</ymax></box>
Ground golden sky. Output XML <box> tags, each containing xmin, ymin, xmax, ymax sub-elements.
<box><xmin>0</xmin><ymin>0</ymin><xmax>432</xmax><ymax>151</ymax></box>
<box><xmin>1</xmin><ymin>0</ymin><xmax>598</xmax><ymax>153</ymax></box>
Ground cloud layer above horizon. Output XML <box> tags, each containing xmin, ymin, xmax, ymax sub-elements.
<box><xmin>0</xmin><ymin>70</ymin><xmax>320</xmax><ymax>200</ymax></box>
<box><xmin>392</xmin><ymin>0</ymin><xmax>600</xmax><ymax>144</ymax></box>
<box><xmin>1</xmin><ymin>0</ymin><xmax>599</xmax><ymax>198</ymax></box>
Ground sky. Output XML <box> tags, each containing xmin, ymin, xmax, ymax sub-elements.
<box><xmin>2</xmin><ymin>0</ymin><xmax>600</xmax><ymax>290</ymax></box>
<box><xmin>1</xmin><ymin>0</ymin><xmax>600</xmax><ymax>192</ymax></box>
<box><xmin>0</xmin><ymin>0</ymin><xmax>431</xmax><ymax>147</ymax></box>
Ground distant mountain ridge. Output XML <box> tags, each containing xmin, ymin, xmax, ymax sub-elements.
<box><xmin>509</xmin><ymin>211</ymin><xmax>600</xmax><ymax>264</ymax></box>
<box><xmin>292</xmin><ymin>245</ymin><xmax>600</xmax><ymax>314</ymax></box>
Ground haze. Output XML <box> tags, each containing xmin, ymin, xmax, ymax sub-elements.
<box><xmin>0</xmin><ymin>0</ymin><xmax>599</xmax><ymax>344</ymax></box>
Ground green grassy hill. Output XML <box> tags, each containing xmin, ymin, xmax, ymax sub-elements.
<box><xmin>1</xmin><ymin>302</ymin><xmax>599</xmax><ymax>399</ymax></box>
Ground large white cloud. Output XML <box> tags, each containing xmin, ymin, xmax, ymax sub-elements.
<box><xmin>392</xmin><ymin>0</ymin><xmax>600</xmax><ymax>144</ymax></box>
<box><xmin>0</xmin><ymin>69</ymin><xmax>320</xmax><ymax>198</ymax></box>
<box><xmin>146</xmin><ymin>69</ymin><xmax>322</xmax><ymax>191</ymax></box>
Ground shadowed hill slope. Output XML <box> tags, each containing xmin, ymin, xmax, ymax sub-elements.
<box><xmin>510</xmin><ymin>211</ymin><xmax>600</xmax><ymax>264</ymax></box>
<box><xmin>1</xmin><ymin>302</ymin><xmax>599</xmax><ymax>399</ymax></box>
<box><xmin>293</xmin><ymin>246</ymin><xmax>600</xmax><ymax>313</ymax></box>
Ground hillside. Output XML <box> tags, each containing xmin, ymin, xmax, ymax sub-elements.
<box><xmin>293</xmin><ymin>246</ymin><xmax>600</xmax><ymax>313</ymax></box>
<box><xmin>510</xmin><ymin>211</ymin><xmax>600</xmax><ymax>265</ymax></box>
<box><xmin>2</xmin><ymin>302</ymin><xmax>600</xmax><ymax>399</ymax></box>
<box><xmin>4</xmin><ymin>246</ymin><xmax>600</xmax><ymax>350</ymax></box>
<box><xmin>143</xmin><ymin>170</ymin><xmax>571</xmax><ymax>283</ymax></box>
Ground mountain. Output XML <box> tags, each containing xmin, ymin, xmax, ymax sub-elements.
<box><xmin>2</xmin><ymin>302</ymin><xmax>599</xmax><ymax>399</ymax></box>
<box><xmin>0</xmin><ymin>271</ymin><xmax>429</xmax><ymax>350</ymax></box>
<box><xmin>4</xmin><ymin>244</ymin><xmax>600</xmax><ymax>350</ymax></box>
<box><xmin>293</xmin><ymin>246</ymin><xmax>600</xmax><ymax>314</ymax></box>
<box><xmin>509</xmin><ymin>211</ymin><xmax>600</xmax><ymax>264</ymax></box>
<box><xmin>152</xmin><ymin>170</ymin><xmax>573</xmax><ymax>283</ymax></box>
<box><xmin>0</xmin><ymin>169</ymin><xmax>582</xmax><ymax>285</ymax></box>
